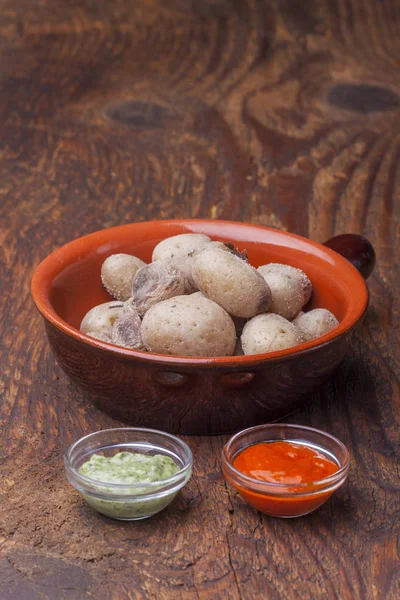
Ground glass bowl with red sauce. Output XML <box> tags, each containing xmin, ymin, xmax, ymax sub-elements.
<box><xmin>222</xmin><ymin>424</ymin><xmax>350</xmax><ymax>518</ymax></box>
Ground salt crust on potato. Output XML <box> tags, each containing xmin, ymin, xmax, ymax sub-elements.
<box><xmin>169</xmin><ymin>257</ymin><xmax>197</xmax><ymax>292</ymax></box>
<box><xmin>152</xmin><ymin>233</ymin><xmax>212</xmax><ymax>291</ymax></box>
<box><xmin>209</xmin><ymin>241</ymin><xmax>248</xmax><ymax>261</ymax></box>
<box><xmin>86</xmin><ymin>330</ymin><xmax>113</xmax><ymax>343</ymax></box>
<box><xmin>141</xmin><ymin>293</ymin><xmax>236</xmax><ymax>357</ymax></box>
<box><xmin>191</xmin><ymin>247</ymin><xmax>271</xmax><ymax>318</ymax></box>
<box><xmin>293</xmin><ymin>308</ymin><xmax>339</xmax><ymax>341</ymax></box>
<box><xmin>257</xmin><ymin>270</ymin><xmax>304</xmax><ymax>320</ymax></box>
<box><xmin>101</xmin><ymin>254</ymin><xmax>146</xmax><ymax>301</ymax></box>
<box><xmin>152</xmin><ymin>233</ymin><xmax>211</xmax><ymax>263</ymax></box>
<box><xmin>87</xmin><ymin>235</ymin><xmax>331</xmax><ymax>357</ymax></box>
<box><xmin>241</xmin><ymin>314</ymin><xmax>306</xmax><ymax>355</ymax></box>
<box><xmin>80</xmin><ymin>301</ymin><xmax>125</xmax><ymax>336</ymax></box>
<box><xmin>175</xmin><ymin>240</ymin><xmax>248</xmax><ymax>292</ymax></box>
<box><xmin>111</xmin><ymin>305</ymin><xmax>145</xmax><ymax>350</ymax></box>
<box><xmin>131</xmin><ymin>260</ymin><xmax>187</xmax><ymax>316</ymax></box>
<box><xmin>258</xmin><ymin>263</ymin><xmax>312</xmax><ymax>305</ymax></box>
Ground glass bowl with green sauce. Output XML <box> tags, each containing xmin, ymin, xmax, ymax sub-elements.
<box><xmin>64</xmin><ymin>428</ymin><xmax>193</xmax><ymax>520</ymax></box>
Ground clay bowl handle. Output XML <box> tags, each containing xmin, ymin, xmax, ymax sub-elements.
<box><xmin>324</xmin><ymin>234</ymin><xmax>376</xmax><ymax>280</ymax></box>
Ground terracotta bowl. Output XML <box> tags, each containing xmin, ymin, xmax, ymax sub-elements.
<box><xmin>31</xmin><ymin>220</ymin><xmax>375</xmax><ymax>434</ymax></box>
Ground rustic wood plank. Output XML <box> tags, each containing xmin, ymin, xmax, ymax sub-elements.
<box><xmin>0</xmin><ymin>0</ymin><xmax>399</xmax><ymax>598</ymax></box>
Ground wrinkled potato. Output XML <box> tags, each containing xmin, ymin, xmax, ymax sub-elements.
<box><xmin>165</xmin><ymin>257</ymin><xmax>197</xmax><ymax>293</ymax></box>
<box><xmin>111</xmin><ymin>304</ymin><xmax>145</xmax><ymax>350</ymax></box>
<box><xmin>175</xmin><ymin>240</ymin><xmax>248</xmax><ymax>292</ymax></box>
<box><xmin>191</xmin><ymin>247</ymin><xmax>271</xmax><ymax>318</ymax></box>
<box><xmin>131</xmin><ymin>260</ymin><xmax>188</xmax><ymax>316</ymax></box>
<box><xmin>293</xmin><ymin>309</ymin><xmax>339</xmax><ymax>341</ymax></box>
<box><xmin>141</xmin><ymin>293</ymin><xmax>236</xmax><ymax>357</ymax></box>
<box><xmin>241</xmin><ymin>314</ymin><xmax>306</xmax><ymax>355</ymax></box>
<box><xmin>101</xmin><ymin>254</ymin><xmax>146</xmax><ymax>301</ymax></box>
<box><xmin>152</xmin><ymin>233</ymin><xmax>211</xmax><ymax>263</ymax></box>
<box><xmin>258</xmin><ymin>263</ymin><xmax>312</xmax><ymax>305</ymax></box>
<box><xmin>86</xmin><ymin>330</ymin><xmax>113</xmax><ymax>343</ymax></box>
<box><xmin>210</xmin><ymin>241</ymin><xmax>248</xmax><ymax>261</ymax></box>
<box><xmin>83</xmin><ymin>233</ymin><xmax>335</xmax><ymax>358</ymax></box>
<box><xmin>257</xmin><ymin>270</ymin><xmax>304</xmax><ymax>320</ymax></box>
<box><xmin>80</xmin><ymin>301</ymin><xmax>125</xmax><ymax>336</ymax></box>
<box><xmin>152</xmin><ymin>233</ymin><xmax>212</xmax><ymax>292</ymax></box>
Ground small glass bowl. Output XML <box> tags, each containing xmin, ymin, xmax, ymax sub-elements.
<box><xmin>222</xmin><ymin>424</ymin><xmax>350</xmax><ymax>518</ymax></box>
<box><xmin>65</xmin><ymin>428</ymin><xmax>193</xmax><ymax>521</ymax></box>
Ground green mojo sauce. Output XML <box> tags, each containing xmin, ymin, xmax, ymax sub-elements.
<box><xmin>78</xmin><ymin>451</ymin><xmax>180</xmax><ymax>520</ymax></box>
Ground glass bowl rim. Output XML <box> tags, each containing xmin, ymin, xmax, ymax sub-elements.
<box><xmin>222</xmin><ymin>423</ymin><xmax>350</xmax><ymax>495</ymax></box>
<box><xmin>65</xmin><ymin>427</ymin><xmax>193</xmax><ymax>492</ymax></box>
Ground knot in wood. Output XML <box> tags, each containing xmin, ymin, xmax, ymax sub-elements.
<box><xmin>327</xmin><ymin>84</ymin><xmax>400</xmax><ymax>113</ymax></box>
<box><xmin>106</xmin><ymin>101</ymin><xmax>171</xmax><ymax>128</ymax></box>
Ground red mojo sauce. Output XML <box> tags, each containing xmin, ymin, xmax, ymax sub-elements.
<box><xmin>233</xmin><ymin>441</ymin><xmax>339</xmax><ymax>485</ymax></box>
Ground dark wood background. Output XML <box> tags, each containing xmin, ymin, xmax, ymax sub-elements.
<box><xmin>1</xmin><ymin>0</ymin><xmax>399</xmax><ymax>598</ymax></box>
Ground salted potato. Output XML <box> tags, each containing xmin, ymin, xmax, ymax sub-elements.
<box><xmin>152</xmin><ymin>233</ymin><xmax>211</xmax><ymax>263</ymax></box>
<box><xmin>101</xmin><ymin>254</ymin><xmax>146</xmax><ymax>301</ymax></box>
<box><xmin>191</xmin><ymin>247</ymin><xmax>271</xmax><ymax>318</ymax></box>
<box><xmin>176</xmin><ymin>240</ymin><xmax>247</xmax><ymax>292</ymax></box>
<box><xmin>86</xmin><ymin>331</ymin><xmax>113</xmax><ymax>343</ymax></box>
<box><xmin>152</xmin><ymin>233</ymin><xmax>212</xmax><ymax>292</ymax></box>
<box><xmin>258</xmin><ymin>263</ymin><xmax>312</xmax><ymax>305</ymax></box>
<box><xmin>241</xmin><ymin>314</ymin><xmax>306</xmax><ymax>355</ymax></box>
<box><xmin>293</xmin><ymin>309</ymin><xmax>339</xmax><ymax>341</ymax></box>
<box><xmin>257</xmin><ymin>270</ymin><xmax>304</xmax><ymax>320</ymax></box>
<box><xmin>80</xmin><ymin>301</ymin><xmax>124</xmax><ymax>336</ymax></box>
<box><xmin>210</xmin><ymin>241</ymin><xmax>248</xmax><ymax>261</ymax></box>
<box><xmin>131</xmin><ymin>260</ymin><xmax>188</xmax><ymax>316</ymax></box>
<box><xmin>164</xmin><ymin>257</ymin><xmax>196</xmax><ymax>293</ymax></box>
<box><xmin>141</xmin><ymin>293</ymin><xmax>236</xmax><ymax>357</ymax></box>
<box><xmin>111</xmin><ymin>305</ymin><xmax>145</xmax><ymax>350</ymax></box>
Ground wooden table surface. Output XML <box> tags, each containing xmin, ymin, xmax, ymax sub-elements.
<box><xmin>1</xmin><ymin>0</ymin><xmax>399</xmax><ymax>598</ymax></box>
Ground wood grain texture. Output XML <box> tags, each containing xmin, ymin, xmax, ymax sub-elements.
<box><xmin>0</xmin><ymin>0</ymin><xmax>399</xmax><ymax>598</ymax></box>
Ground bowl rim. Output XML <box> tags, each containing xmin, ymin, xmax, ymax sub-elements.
<box><xmin>221</xmin><ymin>423</ymin><xmax>350</xmax><ymax>496</ymax></box>
<box><xmin>64</xmin><ymin>427</ymin><xmax>193</xmax><ymax>494</ymax></box>
<box><xmin>31</xmin><ymin>219</ymin><xmax>369</xmax><ymax>366</ymax></box>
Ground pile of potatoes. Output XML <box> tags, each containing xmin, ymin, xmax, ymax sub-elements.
<box><xmin>80</xmin><ymin>233</ymin><xmax>339</xmax><ymax>357</ymax></box>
